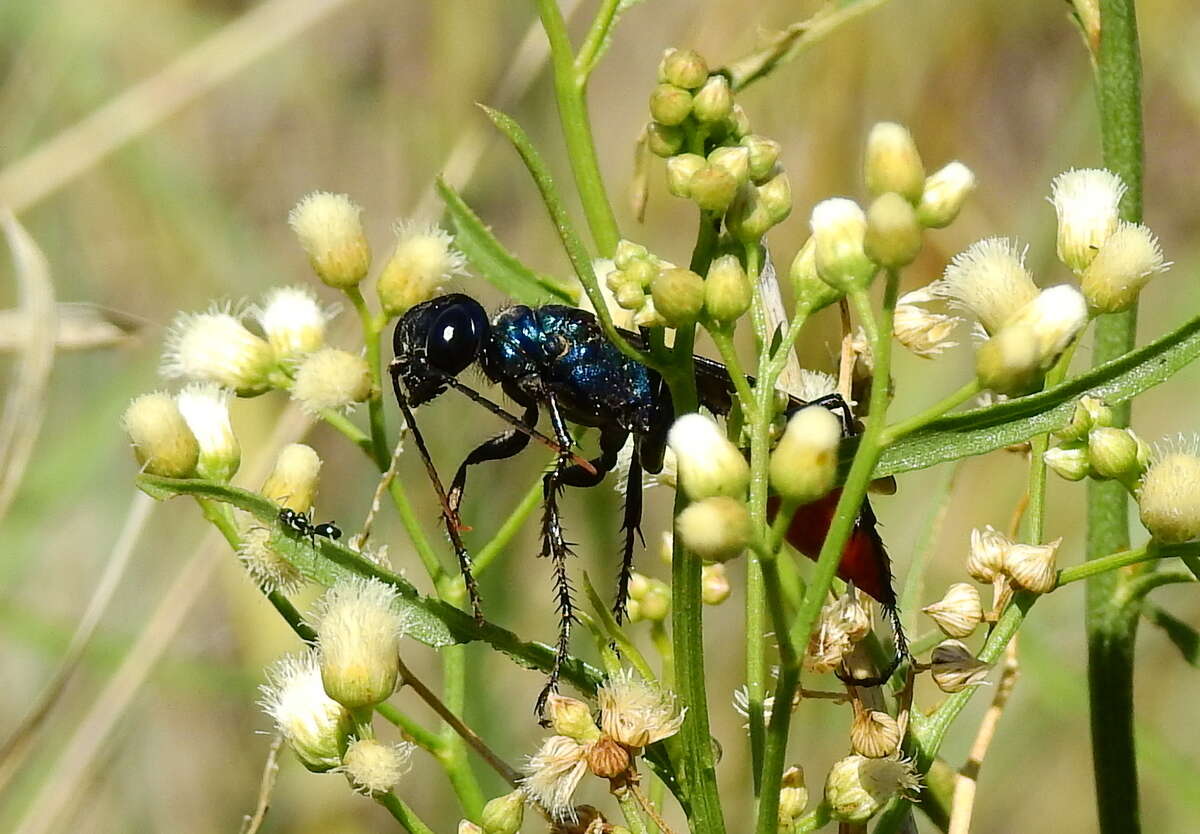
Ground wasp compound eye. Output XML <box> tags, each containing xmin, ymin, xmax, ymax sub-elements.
<box><xmin>426</xmin><ymin>296</ymin><xmax>488</xmax><ymax>376</ymax></box>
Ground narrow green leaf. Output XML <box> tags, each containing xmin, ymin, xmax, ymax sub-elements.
<box><xmin>435</xmin><ymin>177</ymin><xmax>576</xmax><ymax>306</ymax></box>
<box><xmin>873</xmin><ymin>313</ymin><xmax>1200</xmax><ymax>477</ymax></box>
<box><xmin>137</xmin><ymin>475</ymin><xmax>604</xmax><ymax>692</ymax></box>
<box><xmin>1144</xmin><ymin>604</ymin><xmax>1200</xmax><ymax>668</ymax></box>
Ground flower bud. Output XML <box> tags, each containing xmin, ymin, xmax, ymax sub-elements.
<box><xmin>291</xmin><ymin>348</ymin><xmax>372</xmax><ymax>415</ymax></box>
<box><xmin>675</xmin><ymin>496</ymin><xmax>751</xmax><ymax>561</ymax></box>
<box><xmin>261</xmin><ymin>443</ymin><xmax>323</xmax><ymax>513</ymax></box>
<box><xmin>314</xmin><ymin>577</ymin><xmax>405</xmax><ymax>708</ymax></box>
<box><xmin>288</xmin><ymin>192</ymin><xmax>370</xmax><ymax>289</ymax></box>
<box><xmin>975</xmin><ymin>285</ymin><xmax>1088</xmax><ymax>395</ymax></box>
<box><xmin>633</xmin><ymin>297</ymin><xmax>667</xmax><ymax>328</ymax></box>
<box><xmin>932</xmin><ymin>238</ymin><xmax>1038</xmax><ymax>335</ymax></box>
<box><xmin>1003</xmin><ymin>538</ymin><xmax>1060</xmax><ymax>594</ymax></box>
<box><xmin>805</xmin><ymin>619</ymin><xmax>852</xmax><ymax>675</ymax></box>
<box><xmin>1055</xmin><ymin>395</ymin><xmax>1113</xmax><ymax>442</ymax></box>
<box><xmin>260</xmin><ymin>649</ymin><xmax>352</xmax><ymax>772</ymax></box>
<box><xmin>778</xmin><ymin>766</ymin><xmax>809</xmax><ymax>823</ymax></box>
<box><xmin>726</xmin><ymin>184</ymin><xmax>774</xmax><ymax>243</ymax></box>
<box><xmin>741</xmin><ymin>134</ymin><xmax>781</xmax><ymax>183</ymax></box>
<box><xmin>701</xmin><ymin>563</ymin><xmax>731</xmax><ymax>604</ymax></box>
<box><xmin>967</xmin><ymin>526</ymin><xmax>1009</xmax><ymax>583</ymax></box>
<box><xmin>614</xmin><ymin>239</ymin><xmax>650</xmax><ymax>269</ymax></box>
<box><xmin>239</xmin><ymin>525</ymin><xmax>305</xmax><ymax>594</ymax></box>
<box><xmin>665</xmin><ymin>153</ymin><xmax>706</xmax><ymax>198</ymax></box>
<box><xmin>520</xmin><ymin>735</ymin><xmax>589</xmax><ymax>820</ymax></box>
<box><xmin>850</xmin><ymin>707</ymin><xmax>901</xmax><ymax>758</ymax></box>
<box><xmin>638</xmin><ymin>580</ymin><xmax>672</xmax><ymax>621</ymax></box>
<box><xmin>459</xmin><ymin>822</ymin><xmax>483</xmax><ymax>834</ymax></box>
<box><xmin>1088</xmin><ymin>427</ymin><xmax>1144</xmax><ymax>482</ymax></box>
<box><xmin>921</xmin><ymin>582</ymin><xmax>982</xmax><ymax>638</ymax></box>
<box><xmin>597</xmin><ymin>668</ymin><xmax>685</xmax><ymax>749</ymax></box>
<box><xmin>864</xmin><ymin>123</ymin><xmax>925</xmax><ymax>203</ymax></box>
<box><xmin>255</xmin><ymin>286</ymin><xmax>331</xmax><ymax>359</ymax></box>
<box><xmin>811</xmin><ymin>198</ymin><xmax>875</xmax><ymax>291</ymax></box>
<box><xmin>707</xmin><ymin>146</ymin><xmax>750</xmax><ymax>186</ymax></box>
<box><xmin>930</xmin><ymin>640</ymin><xmax>991</xmax><ymax>692</ymax></box>
<box><xmin>341</xmin><ymin>737</ymin><xmax>414</xmax><ymax>795</ymax></box>
<box><xmin>1080</xmin><ymin>221</ymin><xmax>1169</xmax><ymax>314</ymax></box>
<box><xmin>649</xmin><ymin>83</ymin><xmax>692</xmax><ymax>126</ymax></box>
<box><xmin>1050</xmin><ymin>168</ymin><xmax>1125</xmax><ymax>273</ymax></box>
<box><xmin>703</xmin><ymin>254</ymin><xmax>751</xmax><ymax>324</ymax></box>
<box><xmin>688</xmin><ymin>165</ymin><xmax>739</xmax><ymax>212</ymax></box>
<box><xmin>864</xmin><ymin>192</ymin><xmax>922</xmax><ymax>268</ymax></box>
<box><xmin>614</xmin><ymin>282</ymin><xmax>645</xmax><ymax>311</ymax></box>
<box><xmin>1045</xmin><ymin>443</ymin><xmax>1090</xmax><ymax>482</ymax></box>
<box><xmin>547</xmin><ymin>695</ymin><xmax>601</xmax><ymax>743</ymax></box>
<box><xmin>825</xmin><ymin>754</ymin><xmax>920</xmax><ymax>823</ymax></box>
<box><xmin>627</xmin><ymin>572</ymin><xmax>652</xmax><ymax>601</ymax></box>
<box><xmin>789</xmin><ymin>237</ymin><xmax>844</xmax><ymax>312</ymax></box>
<box><xmin>916</xmin><ymin>161</ymin><xmax>976</xmax><ymax>228</ymax></box>
<box><xmin>827</xmin><ymin>592</ymin><xmax>872</xmax><ymax>643</ymax></box>
<box><xmin>123</xmin><ymin>392</ymin><xmax>199</xmax><ymax>478</ymax></box>
<box><xmin>1139</xmin><ymin>448</ymin><xmax>1200</xmax><ymax>543</ymax></box>
<box><xmin>658</xmin><ymin>48</ymin><xmax>708</xmax><ymax>89</ymax></box>
<box><xmin>667</xmin><ymin>413</ymin><xmax>750</xmax><ymax>499</ymax></box>
<box><xmin>176</xmin><ymin>383</ymin><xmax>240</xmax><ymax>481</ymax></box>
<box><xmin>161</xmin><ymin>307</ymin><xmax>276</xmax><ymax>396</ymax></box>
<box><xmin>758</xmin><ymin>169</ymin><xmax>792</xmax><ymax>223</ymax></box>
<box><xmin>650</xmin><ymin>267</ymin><xmax>705</xmax><ymax>327</ymax></box>
<box><xmin>769</xmin><ymin>406</ymin><xmax>841</xmax><ymax>504</ymax></box>
<box><xmin>691</xmin><ymin>75</ymin><xmax>732</xmax><ymax>123</ymax></box>
<box><xmin>376</xmin><ymin>223</ymin><xmax>467</xmax><ymax>317</ymax></box>
<box><xmin>727</xmin><ymin>103</ymin><xmax>752</xmax><ymax>137</ymax></box>
<box><xmin>646</xmin><ymin>121</ymin><xmax>685</xmax><ymax>157</ymax></box>
<box><xmin>480</xmin><ymin>791</ymin><xmax>525</xmax><ymax>834</ymax></box>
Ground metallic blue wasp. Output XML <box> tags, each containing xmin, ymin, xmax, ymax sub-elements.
<box><xmin>388</xmin><ymin>293</ymin><xmax>902</xmax><ymax>712</ymax></box>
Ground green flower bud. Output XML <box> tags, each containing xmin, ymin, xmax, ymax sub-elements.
<box><xmin>176</xmin><ymin>383</ymin><xmax>240</xmax><ymax>481</ymax></box>
<box><xmin>1055</xmin><ymin>396</ymin><xmax>1113</xmax><ymax>442</ymax></box>
<box><xmin>614</xmin><ymin>281</ymin><xmax>646</xmax><ymax>310</ymax></box>
<box><xmin>651</xmin><ymin>267</ymin><xmax>706</xmax><ymax>327</ymax></box>
<box><xmin>701</xmin><ymin>563</ymin><xmax>731</xmax><ymax>604</ymax></box>
<box><xmin>1044</xmin><ymin>443</ymin><xmax>1090</xmax><ymax>481</ymax></box>
<box><xmin>288</xmin><ymin>192</ymin><xmax>371</xmax><ymax>289</ymax></box>
<box><xmin>707</xmin><ymin>146</ymin><xmax>750</xmax><ymax>186</ymax></box>
<box><xmin>646</xmin><ymin>121</ymin><xmax>685</xmax><ymax>157</ymax></box>
<box><xmin>480</xmin><ymin>791</ymin><xmax>525</xmax><ymax>834</ymax></box>
<box><xmin>658</xmin><ymin>48</ymin><xmax>709</xmax><ymax>89</ymax></box>
<box><xmin>546</xmin><ymin>694</ymin><xmax>601</xmax><ymax>742</ymax></box>
<box><xmin>758</xmin><ymin>169</ymin><xmax>792</xmax><ymax>223</ymax></box>
<box><xmin>704</xmin><ymin>254</ymin><xmax>752</xmax><ymax>324</ymax></box>
<box><xmin>666</xmin><ymin>153</ymin><xmax>706</xmax><ymax>198</ymax></box>
<box><xmin>1139</xmin><ymin>448</ymin><xmax>1200</xmax><ymax>543</ymax></box>
<box><xmin>626</xmin><ymin>258</ymin><xmax>658</xmax><ymax>288</ymax></box>
<box><xmin>726</xmin><ymin>184</ymin><xmax>774</xmax><ymax>243</ymax></box>
<box><xmin>728</xmin><ymin>103</ymin><xmax>751</xmax><ymax>138</ymax></box>
<box><xmin>314</xmin><ymin>578</ymin><xmax>404</xmax><ymax>709</ymax></box>
<box><xmin>917</xmin><ymin>161</ymin><xmax>976</xmax><ymax>228</ymax></box>
<box><xmin>123</xmin><ymin>392</ymin><xmax>199</xmax><ymax>478</ymax></box>
<box><xmin>692</xmin><ymin>75</ymin><xmax>732</xmax><ymax>123</ymax></box>
<box><xmin>668</xmin><ymin>413</ymin><xmax>750</xmax><ymax>499</ymax></box>
<box><xmin>638</xmin><ymin>580</ymin><xmax>671</xmax><ymax>621</ymax></box>
<box><xmin>261</xmin><ymin>443</ymin><xmax>323</xmax><ymax>512</ymax></box>
<box><xmin>811</xmin><ymin>198</ymin><xmax>875</xmax><ymax>291</ymax></box>
<box><xmin>1089</xmin><ymin>427</ymin><xmax>1145</xmax><ymax>483</ymax></box>
<box><xmin>260</xmin><ymin>649</ymin><xmax>353</xmax><ymax>773</ymax></box>
<box><xmin>778</xmin><ymin>766</ymin><xmax>809</xmax><ymax>825</ymax></box>
<box><xmin>770</xmin><ymin>406</ymin><xmax>841</xmax><ymax>503</ymax></box>
<box><xmin>688</xmin><ymin>164</ymin><xmax>739</xmax><ymax>212</ymax></box>
<box><xmin>675</xmin><ymin>496</ymin><xmax>751</xmax><ymax>561</ymax></box>
<box><xmin>825</xmin><ymin>754</ymin><xmax>920</xmax><ymax>823</ymax></box>
<box><xmin>740</xmin><ymin>134</ymin><xmax>781</xmax><ymax>183</ymax></box>
<box><xmin>864</xmin><ymin>192</ymin><xmax>923</xmax><ymax>268</ymax></box>
<box><xmin>614</xmin><ymin>239</ymin><xmax>650</xmax><ymax>269</ymax></box>
<box><xmin>1080</xmin><ymin>221</ymin><xmax>1169</xmax><ymax>314</ymax></box>
<box><xmin>789</xmin><ymin>237</ymin><xmax>844</xmax><ymax>313</ymax></box>
<box><xmin>649</xmin><ymin>83</ymin><xmax>692</xmax><ymax>126</ymax></box>
<box><xmin>864</xmin><ymin>122</ymin><xmax>925</xmax><ymax>203</ymax></box>
<box><xmin>975</xmin><ymin>285</ymin><xmax>1088</xmax><ymax>395</ymax></box>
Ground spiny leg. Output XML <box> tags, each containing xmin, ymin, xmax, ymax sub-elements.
<box><xmin>614</xmin><ymin>439</ymin><xmax>644</xmax><ymax>623</ymax></box>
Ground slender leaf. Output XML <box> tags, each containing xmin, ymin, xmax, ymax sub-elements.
<box><xmin>136</xmin><ymin>475</ymin><xmax>604</xmax><ymax>692</ymax></box>
<box><xmin>436</xmin><ymin>177</ymin><xmax>576</xmax><ymax>306</ymax></box>
<box><xmin>1144</xmin><ymin>603</ymin><xmax>1200</xmax><ymax>668</ymax></box>
<box><xmin>872</xmin><ymin>313</ymin><xmax>1200</xmax><ymax>477</ymax></box>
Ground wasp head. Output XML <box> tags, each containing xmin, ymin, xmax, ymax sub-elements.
<box><xmin>390</xmin><ymin>294</ymin><xmax>490</xmax><ymax>406</ymax></box>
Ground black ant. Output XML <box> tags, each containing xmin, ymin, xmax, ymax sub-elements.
<box><xmin>277</xmin><ymin>507</ymin><xmax>342</xmax><ymax>548</ymax></box>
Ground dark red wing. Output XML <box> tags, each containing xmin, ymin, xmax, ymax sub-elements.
<box><xmin>769</xmin><ymin>491</ymin><xmax>896</xmax><ymax>606</ymax></box>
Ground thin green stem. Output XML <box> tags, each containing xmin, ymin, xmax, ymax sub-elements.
<box><xmin>473</xmin><ymin>471</ymin><xmax>545</xmax><ymax>575</ymax></box>
<box><xmin>346</xmin><ymin>287</ymin><xmax>391</xmax><ymax>469</ymax></box>
<box><xmin>755</xmin><ymin>273</ymin><xmax>900</xmax><ymax>834</ymax></box>
<box><xmin>375</xmin><ymin>792</ymin><xmax>437</xmax><ymax>834</ymax></box>
<box><xmin>375</xmin><ymin>703</ymin><xmax>442</xmax><ymax>754</ymax></box>
<box><xmin>881</xmin><ymin>379</ymin><xmax>982</xmax><ymax>444</ymax></box>
<box><xmin>320</xmin><ymin>409</ymin><xmax>374</xmax><ymax>456</ymax></box>
<box><xmin>576</xmin><ymin>0</ymin><xmax>622</xmax><ymax>77</ymax></box>
<box><xmin>1087</xmin><ymin>2</ymin><xmax>1145</xmax><ymax>830</ymax></box>
<box><xmin>437</xmin><ymin>643</ymin><xmax>486</xmax><ymax>819</ymax></box>
<box><xmin>616</xmin><ymin>788</ymin><xmax>654</xmax><ymax>834</ymax></box>
<box><xmin>534</xmin><ymin>0</ymin><xmax>620</xmax><ymax>256</ymax></box>
<box><xmin>1119</xmin><ymin>569</ymin><xmax>1196</xmax><ymax>602</ymax></box>
<box><xmin>1057</xmin><ymin>544</ymin><xmax>1155</xmax><ymax>586</ymax></box>
<box><xmin>387</xmin><ymin>480</ymin><xmax>446</xmax><ymax>586</ymax></box>
<box><xmin>707</xmin><ymin>328</ymin><xmax>759</xmax><ymax>422</ymax></box>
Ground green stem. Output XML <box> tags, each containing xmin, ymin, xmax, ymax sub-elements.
<box><xmin>375</xmin><ymin>703</ymin><xmax>442</xmax><ymax>755</ymax></box>
<box><xmin>473</xmin><ymin>470</ymin><xmax>546</xmax><ymax>575</ymax></box>
<box><xmin>534</xmin><ymin>0</ymin><xmax>620</xmax><ymax>256</ymax></box>
<box><xmin>437</xmin><ymin>642</ymin><xmax>485</xmax><ymax>820</ymax></box>
<box><xmin>576</xmin><ymin>0</ymin><xmax>622</xmax><ymax>77</ymax></box>
<box><xmin>1088</xmin><ymin>2</ymin><xmax>1145</xmax><ymax>830</ymax></box>
<box><xmin>616</xmin><ymin>789</ymin><xmax>654</xmax><ymax>834</ymax></box>
<box><xmin>793</xmin><ymin>802</ymin><xmax>833</xmax><ymax>833</ymax></box>
<box><xmin>346</xmin><ymin>287</ymin><xmax>391</xmax><ymax>469</ymax></box>
<box><xmin>755</xmin><ymin>273</ymin><xmax>900</xmax><ymax>834</ymax></box>
<box><xmin>881</xmin><ymin>379</ymin><xmax>982</xmax><ymax>444</ymax></box>
<box><xmin>388</xmin><ymin>480</ymin><xmax>447</xmax><ymax>586</ymax></box>
<box><xmin>375</xmin><ymin>792</ymin><xmax>437</xmax><ymax>834</ymax></box>
<box><xmin>320</xmin><ymin>409</ymin><xmax>374</xmax><ymax>456</ymax></box>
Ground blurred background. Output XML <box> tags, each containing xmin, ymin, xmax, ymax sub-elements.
<box><xmin>1</xmin><ymin>0</ymin><xmax>1198</xmax><ymax>831</ymax></box>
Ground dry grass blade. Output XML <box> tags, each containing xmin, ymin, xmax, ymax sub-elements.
<box><xmin>0</xmin><ymin>0</ymin><xmax>356</xmax><ymax>214</ymax></box>
<box><xmin>0</xmin><ymin>492</ymin><xmax>155</xmax><ymax>795</ymax></box>
<box><xmin>0</xmin><ymin>303</ymin><xmax>141</xmax><ymax>351</ymax></box>
<box><xmin>0</xmin><ymin>210</ymin><xmax>56</xmax><ymax>524</ymax></box>
<box><xmin>239</xmin><ymin>734</ymin><xmax>284</xmax><ymax>834</ymax></box>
